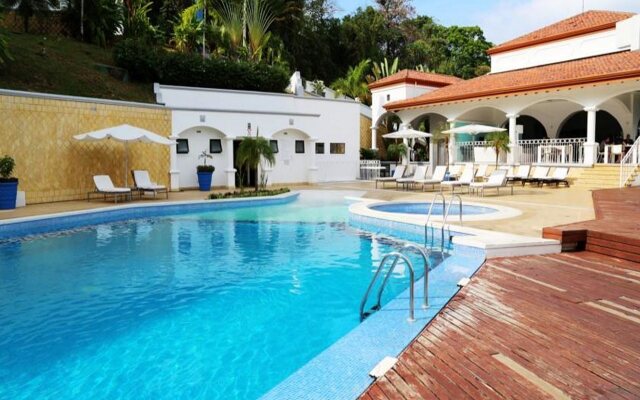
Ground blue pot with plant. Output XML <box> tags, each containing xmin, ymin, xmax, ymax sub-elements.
<box><xmin>196</xmin><ymin>151</ymin><xmax>215</xmax><ymax>191</ymax></box>
<box><xmin>0</xmin><ymin>155</ymin><xmax>18</xmax><ymax>210</ymax></box>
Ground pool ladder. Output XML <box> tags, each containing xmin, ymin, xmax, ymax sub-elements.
<box><xmin>424</xmin><ymin>194</ymin><xmax>463</xmax><ymax>249</ymax></box>
<box><xmin>359</xmin><ymin>244</ymin><xmax>430</xmax><ymax>322</ymax></box>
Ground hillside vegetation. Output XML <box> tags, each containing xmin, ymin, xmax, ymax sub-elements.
<box><xmin>0</xmin><ymin>33</ymin><xmax>155</xmax><ymax>103</ymax></box>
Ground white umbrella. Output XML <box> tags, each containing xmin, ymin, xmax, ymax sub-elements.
<box><xmin>74</xmin><ymin>124</ymin><xmax>174</xmax><ymax>187</ymax></box>
<box><xmin>442</xmin><ymin>124</ymin><xmax>506</xmax><ymax>135</ymax></box>
<box><xmin>383</xmin><ymin>128</ymin><xmax>432</xmax><ymax>139</ymax></box>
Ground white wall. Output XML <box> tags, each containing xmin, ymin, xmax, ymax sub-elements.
<box><xmin>268</xmin><ymin>130</ymin><xmax>311</xmax><ymax>184</ymax></box>
<box><xmin>176</xmin><ymin>127</ymin><xmax>227</xmax><ymax>189</ymax></box>
<box><xmin>370</xmin><ymin>84</ymin><xmax>437</xmax><ymax>128</ymax></box>
<box><xmin>157</xmin><ymin>84</ymin><xmax>363</xmax><ymax>188</ymax></box>
<box><xmin>490</xmin><ymin>15</ymin><xmax>640</xmax><ymax>73</ymax></box>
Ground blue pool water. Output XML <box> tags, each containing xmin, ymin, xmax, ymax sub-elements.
<box><xmin>0</xmin><ymin>192</ymin><xmax>436</xmax><ymax>400</ymax></box>
<box><xmin>370</xmin><ymin>202</ymin><xmax>498</xmax><ymax>216</ymax></box>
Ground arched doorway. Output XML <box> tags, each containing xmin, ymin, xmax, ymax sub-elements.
<box><xmin>176</xmin><ymin>126</ymin><xmax>228</xmax><ymax>189</ymax></box>
<box><xmin>268</xmin><ymin>128</ymin><xmax>313</xmax><ymax>184</ymax></box>
<box><xmin>500</xmin><ymin>115</ymin><xmax>547</xmax><ymax>140</ymax></box>
<box><xmin>558</xmin><ymin>110</ymin><xmax>623</xmax><ymax>143</ymax></box>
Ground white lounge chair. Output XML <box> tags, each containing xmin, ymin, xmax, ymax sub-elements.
<box><xmin>475</xmin><ymin>164</ymin><xmax>489</xmax><ymax>181</ymax></box>
<box><xmin>440</xmin><ymin>163</ymin><xmax>475</xmax><ymax>193</ymax></box>
<box><xmin>414</xmin><ymin>165</ymin><xmax>448</xmax><ymax>191</ymax></box>
<box><xmin>132</xmin><ymin>170</ymin><xmax>169</xmax><ymax>199</ymax></box>
<box><xmin>396</xmin><ymin>165</ymin><xmax>428</xmax><ymax>190</ymax></box>
<box><xmin>538</xmin><ymin>167</ymin><xmax>570</xmax><ymax>187</ymax></box>
<box><xmin>375</xmin><ymin>165</ymin><xmax>406</xmax><ymax>189</ymax></box>
<box><xmin>469</xmin><ymin>169</ymin><xmax>513</xmax><ymax>197</ymax></box>
<box><xmin>89</xmin><ymin>175</ymin><xmax>132</xmax><ymax>203</ymax></box>
<box><xmin>448</xmin><ymin>164</ymin><xmax>463</xmax><ymax>179</ymax></box>
<box><xmin>521</xmin><ymin>166</ymin><xmax>550</xmax><ymax>186</ymax></box>
<box><xmin>507</xmin><ymin>165</ymin><xmax>531</xmax><ymax>184</ymax></box>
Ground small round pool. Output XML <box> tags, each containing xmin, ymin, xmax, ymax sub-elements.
<box><xmin>369</xmin><ymin>202</ymin><xmax>498</xmax><ymax>216</ymax></box>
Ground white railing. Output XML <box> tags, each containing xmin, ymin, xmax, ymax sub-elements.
<box><xmin>517</xmin><ymin>138</ymin><xmax>586</xmax><ymax>165</ymax></box>
<box><xmin>359</xmin><ymin>159</ymin><xmax>383</xmax><ymax>180</ymax></box>
<box><xmin>456</xmin><ymin>141</ymin><xmax>506</xmax><ymax>164</ymax></box>
<box><xmin>620</xmin><ymin>136</ymin><xmax>640</xmax><ymax>187</ymax></box>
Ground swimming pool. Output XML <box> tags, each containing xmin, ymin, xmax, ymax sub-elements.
<box><xmin>369</xmin><ymin>201</ymin><xmax>498</xmax><ymax>216</ymax></box>
<box><xmin>0</xmin><ymin>191</ymin><xmax>437</xmax><ymax>400</ymax></box>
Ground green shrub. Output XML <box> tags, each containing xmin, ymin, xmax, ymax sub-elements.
<box><xmin>360</xmin><ymin>147</ymin><xmax>379</xmax><ymax>160</ymax></box>
<box><xmin>113</xmin><ymin>39</ymin><xmax>290</xmax><ymax>92</ymax></box>
<box><xmin>197</xmin><ymin>165</ymin><xmax>215</xmax><ymax>173</ymax></box>
<box><xmin>0</xmin><ymin>155</ymin><xmax>16</xmax><ymax>182</ymax></box>
<box><xmin>208</xmin><ymin>187</ymin><xmax>290</xmax><ymax>200</ymax></box>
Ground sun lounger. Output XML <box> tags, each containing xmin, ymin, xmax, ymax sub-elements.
<box><xmin>507</xmin><ymin>165</ymin><xmax>531</xmax><ymax>184</ymax></box>
<box><xmin>448</xmin><ymin>164</ymin><xmax>463</xmax><ymax>179</ymax></box>
<box><xmin>375</xmin><ymin>165</ymin><xmax>406</xmax><ymax>188</ymax></box>
<box><xmin>469</xmin><ymin>169</ymin><xmax>513</xmax><ymax>196</ymax></box>
<box><xmin>440</xmin><ymin>163</ymin><xmax>475</xmax><ymax>193</ymax></box>
<box><xmin>396</xmin><ymin>165</ymin><xmax>428</xmax><ymax>190</ymax></box>
<box><xmin>132</xmin><ymin>170</ymin><xmax>169</xmax><ymax>199</ymax></box>
<box><xmin>475</xmin><ymin>164</ymin><xmax>489</xmax><ymax>181</ymax></box>
<box><xmin>89</xmin><ymin>175</ymin><xmax>132</xmax><ymax>203</ymax></box>
<box><xmin>414</xmin><ymin>165</ymin><xmax>448</xmax><ymax>191</ymax></box>
<box><xmin>521</xmin><ymin>166</ymin><xmax>550</xmax><ymax>186</ymax></box>
<box><xmin>538</xmin><ymin>167</ymin><xmax>570</xmax><ymax>187</ymax></box>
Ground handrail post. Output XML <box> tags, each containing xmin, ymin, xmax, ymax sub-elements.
<box><xmin>401</xmin><ymin>244</ymin><xmax>430</xmax><ymax>309</ymax></box>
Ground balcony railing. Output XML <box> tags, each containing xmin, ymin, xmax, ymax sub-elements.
<box><xmin>620</xmin><ymin>136</ymin><xmax>640</xmax><ymax>187</ymax></box>
<box><xmin>517</xmin><ymin>138</ymin><xmax>586</xmax><ymax>165</ymax></box>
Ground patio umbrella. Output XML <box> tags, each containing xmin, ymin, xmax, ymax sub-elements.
<box><xmin>74</xmin><ymin>124</ymin><xmax>174</xmax><ymax>187</ymax></box>
<box><xmin>383</xmin><ymin>128</ymin><xmax>432</xmax><ymax>164</ymax></box>
<box><xmin>441</xmin><ymin>124</ymin><xmax>506</xmax><ymax>135</ymax></box>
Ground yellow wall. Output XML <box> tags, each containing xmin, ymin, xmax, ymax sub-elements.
<box><xmin>0</xmin><ymin>93</ymin><xmax>171</xmax><ymax>204</ymax></box>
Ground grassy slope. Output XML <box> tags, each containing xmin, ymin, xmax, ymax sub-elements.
<box><xmin>0</xmin><ymin>32</ymin><xmax>155</xmax><ymax>103</ymax></box>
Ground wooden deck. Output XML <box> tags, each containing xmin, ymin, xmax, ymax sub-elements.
<box><xmin>361</xmin><ymin>188</ymin><xmax>640</xmax><ymax>400</ymax></box>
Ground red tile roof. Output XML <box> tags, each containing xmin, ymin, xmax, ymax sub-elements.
<box><xmin>368</xmin><ymin>69</ymin><xmax>463</xmax><ymax>90</ymax></box>
<box><xmin>488</xmin><ymin>10</ymin><xmax>635</xmax><ymax>55</ymax></box>
<box><xmin>385</xmin><ymin>51</ymin><xmax>640</xmax><ymax>111</ymax></box>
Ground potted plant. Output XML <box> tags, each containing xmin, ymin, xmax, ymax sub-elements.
<box><xmin>0</xmin><ymin>155</ymin><xmax>18</xmax><ymax>210</ymax></box>
<box><xmin>196</xmin><ymin>151</ymin><xmax>215</xmax><ymax>191</ymax></box>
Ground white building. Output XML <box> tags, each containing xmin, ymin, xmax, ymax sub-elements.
<box><xmin>155</xmin><ymin>73</ymin><xmax>370</xmax><ymax>190</ymax></box>
<box><xmin>370</xmin><ymin>10</ymin><xmax>640</xmax><ymax>183</ymax></box>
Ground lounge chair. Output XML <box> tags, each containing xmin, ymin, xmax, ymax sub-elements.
<box><xmin>538</xmin><ymin>167</ymin><xmax>570</xmax><ymax>187</ymax></box>
<box><xmin>396</xmin><ymin>165</ymin><xmax>428</xmax><ymax>190</ymax></box>
<box><xmin>89</xmin><ymin>175</ymin><xmax>132</xmax><ymax>203</ymax></box>
<box><xmin>440</xmin><ymin>163</ymin><xmax>475</xmax><ymax>193</ymax></box>
<box><xmin>521</xmin><ymin>166</ymin><xmax>550</xmax><ymax>186</ymax></box>
<box><xmin>447</xmin><ymin>164</ymin><xmax>463</xmax><ymax>180</ymax></box>
<box><xmin>475</xmin><ymin>164</ymin><xmax>489</xmax><ymax>181</ymax></box>
<box><xmin>375</xmin><ymin>165</ymin><xmax>405</xmax><ymax>188</ymax></box>
<box><xmin>469</xmin><ymin>169</ymin><xmax>513</xmax><ymax>197</ymax></box>
<box><xmin>132</xmin><ymin>170</ymin><xmax>169</xmax><ymax>199</ymax></box>
<box><xmin>507</xmin><ymin>165</ymin><xmax>531</xmax><ymax>184</ymax></box>
<box><xmin>414</xmin><ymin>165</ymin><xmax>448</xmax><ymax>191</ymax></box>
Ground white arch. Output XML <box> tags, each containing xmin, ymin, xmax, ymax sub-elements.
<box><xmin>269</xmin><ymin>128</ymin><xmax>313</xmax><ymax>139</ymax></box>
<box><xmin>175</xmin><ymin>125</ymin><xmax>228</xmax><ymax>138</ymax></box>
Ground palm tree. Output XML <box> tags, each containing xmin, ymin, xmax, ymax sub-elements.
<box><xmin>246</xmin><ymin>0</ymin><xmax>275</xmax><ymax>61</ymax></box>
<box><xmin>387</xmin><ymin>142</ymin><xmax>407</xmax><ymax>163</ymax></box>
<box><xmin>1</xmin><ymin>0</ymin><xmax>59</xmax><ymax>33</ymax></box>
<box><xmin>371</xmin><ymin>57</ymin><xmax>399</xmax><ymax>81</ymax></box>
<box><xmin>216</xmin><ymin>0</ymin><xmax>243</xmax><ymax>53</ymax></box>
<box><xmin>486</xmin><ymin>131</ymin><xmax>511</xmax><ymax>167</ymax></box>
<box><xmin>331</xmin><ymin>59</ymin><xmax>371</xmax><ymax>103</ymax></box>
<box><xmin>235</xmin><ymin>135</ymin><xmax>275</xmax><ymax>192</ymax></box>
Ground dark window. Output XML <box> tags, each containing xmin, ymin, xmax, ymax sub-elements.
<box><xmin>270</xmin><ymin>140</ymin><xmax>279</xmax><ymax>153</ymax></box>
<box><xmin>209</xmin><ymin>139</ymin><xmax>222</xmax><ymax>153</ymax></box>
<box><xmin>176</xmin><ymin>139</ymin><xmax>189</xmax><ymax>154</ymax></box>
<box><xmin>386</xmin><ymin>94</ymin><xmax>391</xmax><ymax>101</ymax></box>
<box><xmin>330</xmin><ymin>143</ymin><xmax>345</xmax><ymax>154</ymax></box>
<box><xmin>315</xmin><ymin>142</ymin><xmax>325</xmax><ymax>154</ymax></box>
<box><xmin>295</xmin><ymin>140</ymin><xmax>305</xmax><ymax>154</ymax></box>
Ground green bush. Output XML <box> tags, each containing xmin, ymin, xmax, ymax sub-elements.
<box><xmin>113</xmin><ymin>39</ymin><xmax>290</xmax><ymax>92</ymax></box>
<box><xmin>197</xmin><ymin>165</ymin><xmax>215</xmax><ymax>173</ymax></box>
<box><xmin>208</xmin><ymin>187</ymin><xmax>290</xmax><ymax>200</ymax></box>
<box><xmin>0</xmin><ymin>155</ymin><xmax>16</xmax><ymax>182</ymax></box>
<box><xmin>360</xmin><ymin>147</ymin><xmax>379</xmax><ymax>160</ymax></box>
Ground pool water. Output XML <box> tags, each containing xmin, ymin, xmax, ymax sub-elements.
<box><xmin>370</xmin><ymin>202</ymin><xmax>498</xmax><ymax>216</ymax></box>
<box><xmin>0</xmin><ymin>192</ymin><xmax>434</xmax><ymax>400</ymax></box>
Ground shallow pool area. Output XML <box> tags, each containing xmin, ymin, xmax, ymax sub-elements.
<box><xmin>369</xmin><ymin>201</ymin><xmax>499</xmax><ymax>216</ymax></box>
<box><xmin>0</xmin><ymin>191</ymin><xmax>456</xmax><ymax>400</ymax></box>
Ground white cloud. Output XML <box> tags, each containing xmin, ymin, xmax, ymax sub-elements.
<box><xmin>475</xmin><ymin>0</ymin><xmax>640</xmax><ymax>44</ymax></box>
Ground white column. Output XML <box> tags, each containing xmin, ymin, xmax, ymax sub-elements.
<box><xmin>224</xmin><ymin>137</ymin><xmax>236</xmax><ymax>189</ymax></box>
<box><xmin>506</xmin><ymin>113</ymin><xmax>519</xmax><ymax>164</ymax></box>
<box><xmin>447</xmin><ymin>119</ymin><xmax>457</xmax><ymax>164</ymax></box>
<box><xmin>307</xmin><ymin>137</ymin><xmax>319</xmax><ymax>183</ymax></box>
<box><xmin>584</xmin><ymin>106</ymin><xmax>598</xmax><ymax>165</ymax></box>
<box><xmin>169</xmin><ymin>135</ymin><xmax>180</xmax><ymax>191</ymax></box>
<box><xmin>370</xmin><ymin>126</ymin><xmax>378</xmax><ymax>150</ymax></box>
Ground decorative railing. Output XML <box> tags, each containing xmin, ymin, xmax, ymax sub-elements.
<box><xmin>359</xmin><ymin>159</ymin><xmax>383</xmax><ymax>180</ymax></box>
<box><xmin>620</xmin><ymin>136</ymin><xmax>640</xmax><ymax>187</ymax></box>
<box><xmin>517</xmin><ymin>138</ymin><xmax>586</xmax><ymax>165</ymax></box>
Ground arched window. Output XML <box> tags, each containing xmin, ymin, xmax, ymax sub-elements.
<box><xmin>558</xmin><ymin>111</ymin><xmax>623</xmax><ymax>143</ymax></box>
<box><xmin>500</xmin><ymin>115</ymin><xmax>547</xmax><ymax>140</ymax></box>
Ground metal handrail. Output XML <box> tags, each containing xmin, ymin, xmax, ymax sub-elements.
<box><xmin>442</xmin><ymin>194</ymin><xmax>462</xmax><ymax>245</ymax></box>
<box><xmin>424</xmin><ymin>193</ymin><xmax>446</xmax><ymax>247</ymax></box>
<box><xmin>400</xmin><ymin>244</ymin><xmax>430</xmax><ymax>308</ymax></box>
<box><xmin>620</xmin><ymin>136</ymin><xmax>640</xmax><ymax>187</ymax></box>
<box><xmin>360</xmin><ymin>252</ymin><xmax>416</xmax><ymax>322</ymax></box>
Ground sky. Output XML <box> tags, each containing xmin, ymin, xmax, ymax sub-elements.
<box><xmin>334</xmin><ymin>0</ymin><xmax>640</xmax><ymax>44</ymax></box>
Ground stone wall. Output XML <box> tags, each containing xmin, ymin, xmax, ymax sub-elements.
<box><xmin>0</xmin><ymin>91</ymin><xmax>171</xmax><ymax>204</ymax></box>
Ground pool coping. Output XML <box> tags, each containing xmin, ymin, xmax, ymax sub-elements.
<box><xmin>349</xmin><ymin>200</ymin><xmax>561</xmax><ymax>258</ymax></box>
<box><xmin>0</xmin><ymin>192</ymin><xmax>300</xmax><ymax>240</ymax></box>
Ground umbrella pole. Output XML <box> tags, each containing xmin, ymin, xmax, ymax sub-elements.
<box><xmin>125</xmin><ymin>142</ymin><xmax>129</xmax><ymax>187</ymax></box>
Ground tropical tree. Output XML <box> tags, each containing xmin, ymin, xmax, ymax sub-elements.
<box><xmin>485</xmin><ymin>131</ymin><xmax>510</xmax><ymax>167</ymax></box>
<box><xmin>216</xmin><ymin>0</ymin><xmax>244</xmax><ymax>53</ymax></box>
<box><xmin>386</xmin><ymin>142</ymin><xmax>407</xmax><ymax>163</ymax></box>
<box><xmin>2</xmin><ymin>0</ymin><xmax>59</xmax><ymax>33</ymax></box>
<box><xmin>123</xmin><ymin>0</ymin><xmax>158</xmax><ymax>41</ymax></box>
<box><xmin>371</xmin><ymin>56</ymin><xmax>398</xmax><ymax>81</ymax></box>
<box><xmin>63</xmin><ymin>0</ymin><xmax>122</xmax><ymax>46</ymax></box>
<box><xmin>0</xmin><ymin>15</ymin><xmax>12</xmax><ymax>66</ymax></box>
<box><xmin>330</xmin><ymin>59</ymin><xmax>370</xmax><ymax>103</ymax></box>
<box><xmin>246</xmin><ymin>0</ymin><xmax>277</xmax><ymax>60</ymax></box>
<box><xmin>235</xmin><ymin>135</ymin><xmax>276</xmax><ymax>192</ymax></box>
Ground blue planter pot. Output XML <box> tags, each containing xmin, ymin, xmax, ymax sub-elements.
<box><xmin>197</xmin><ymin>172</ymin><xmax>213</xmax><ymax>191</ymax></box>
<box><xmin>0</xmin><ymin>180</ymin><xmax>18</xmax><ymax>210</ymax></box>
